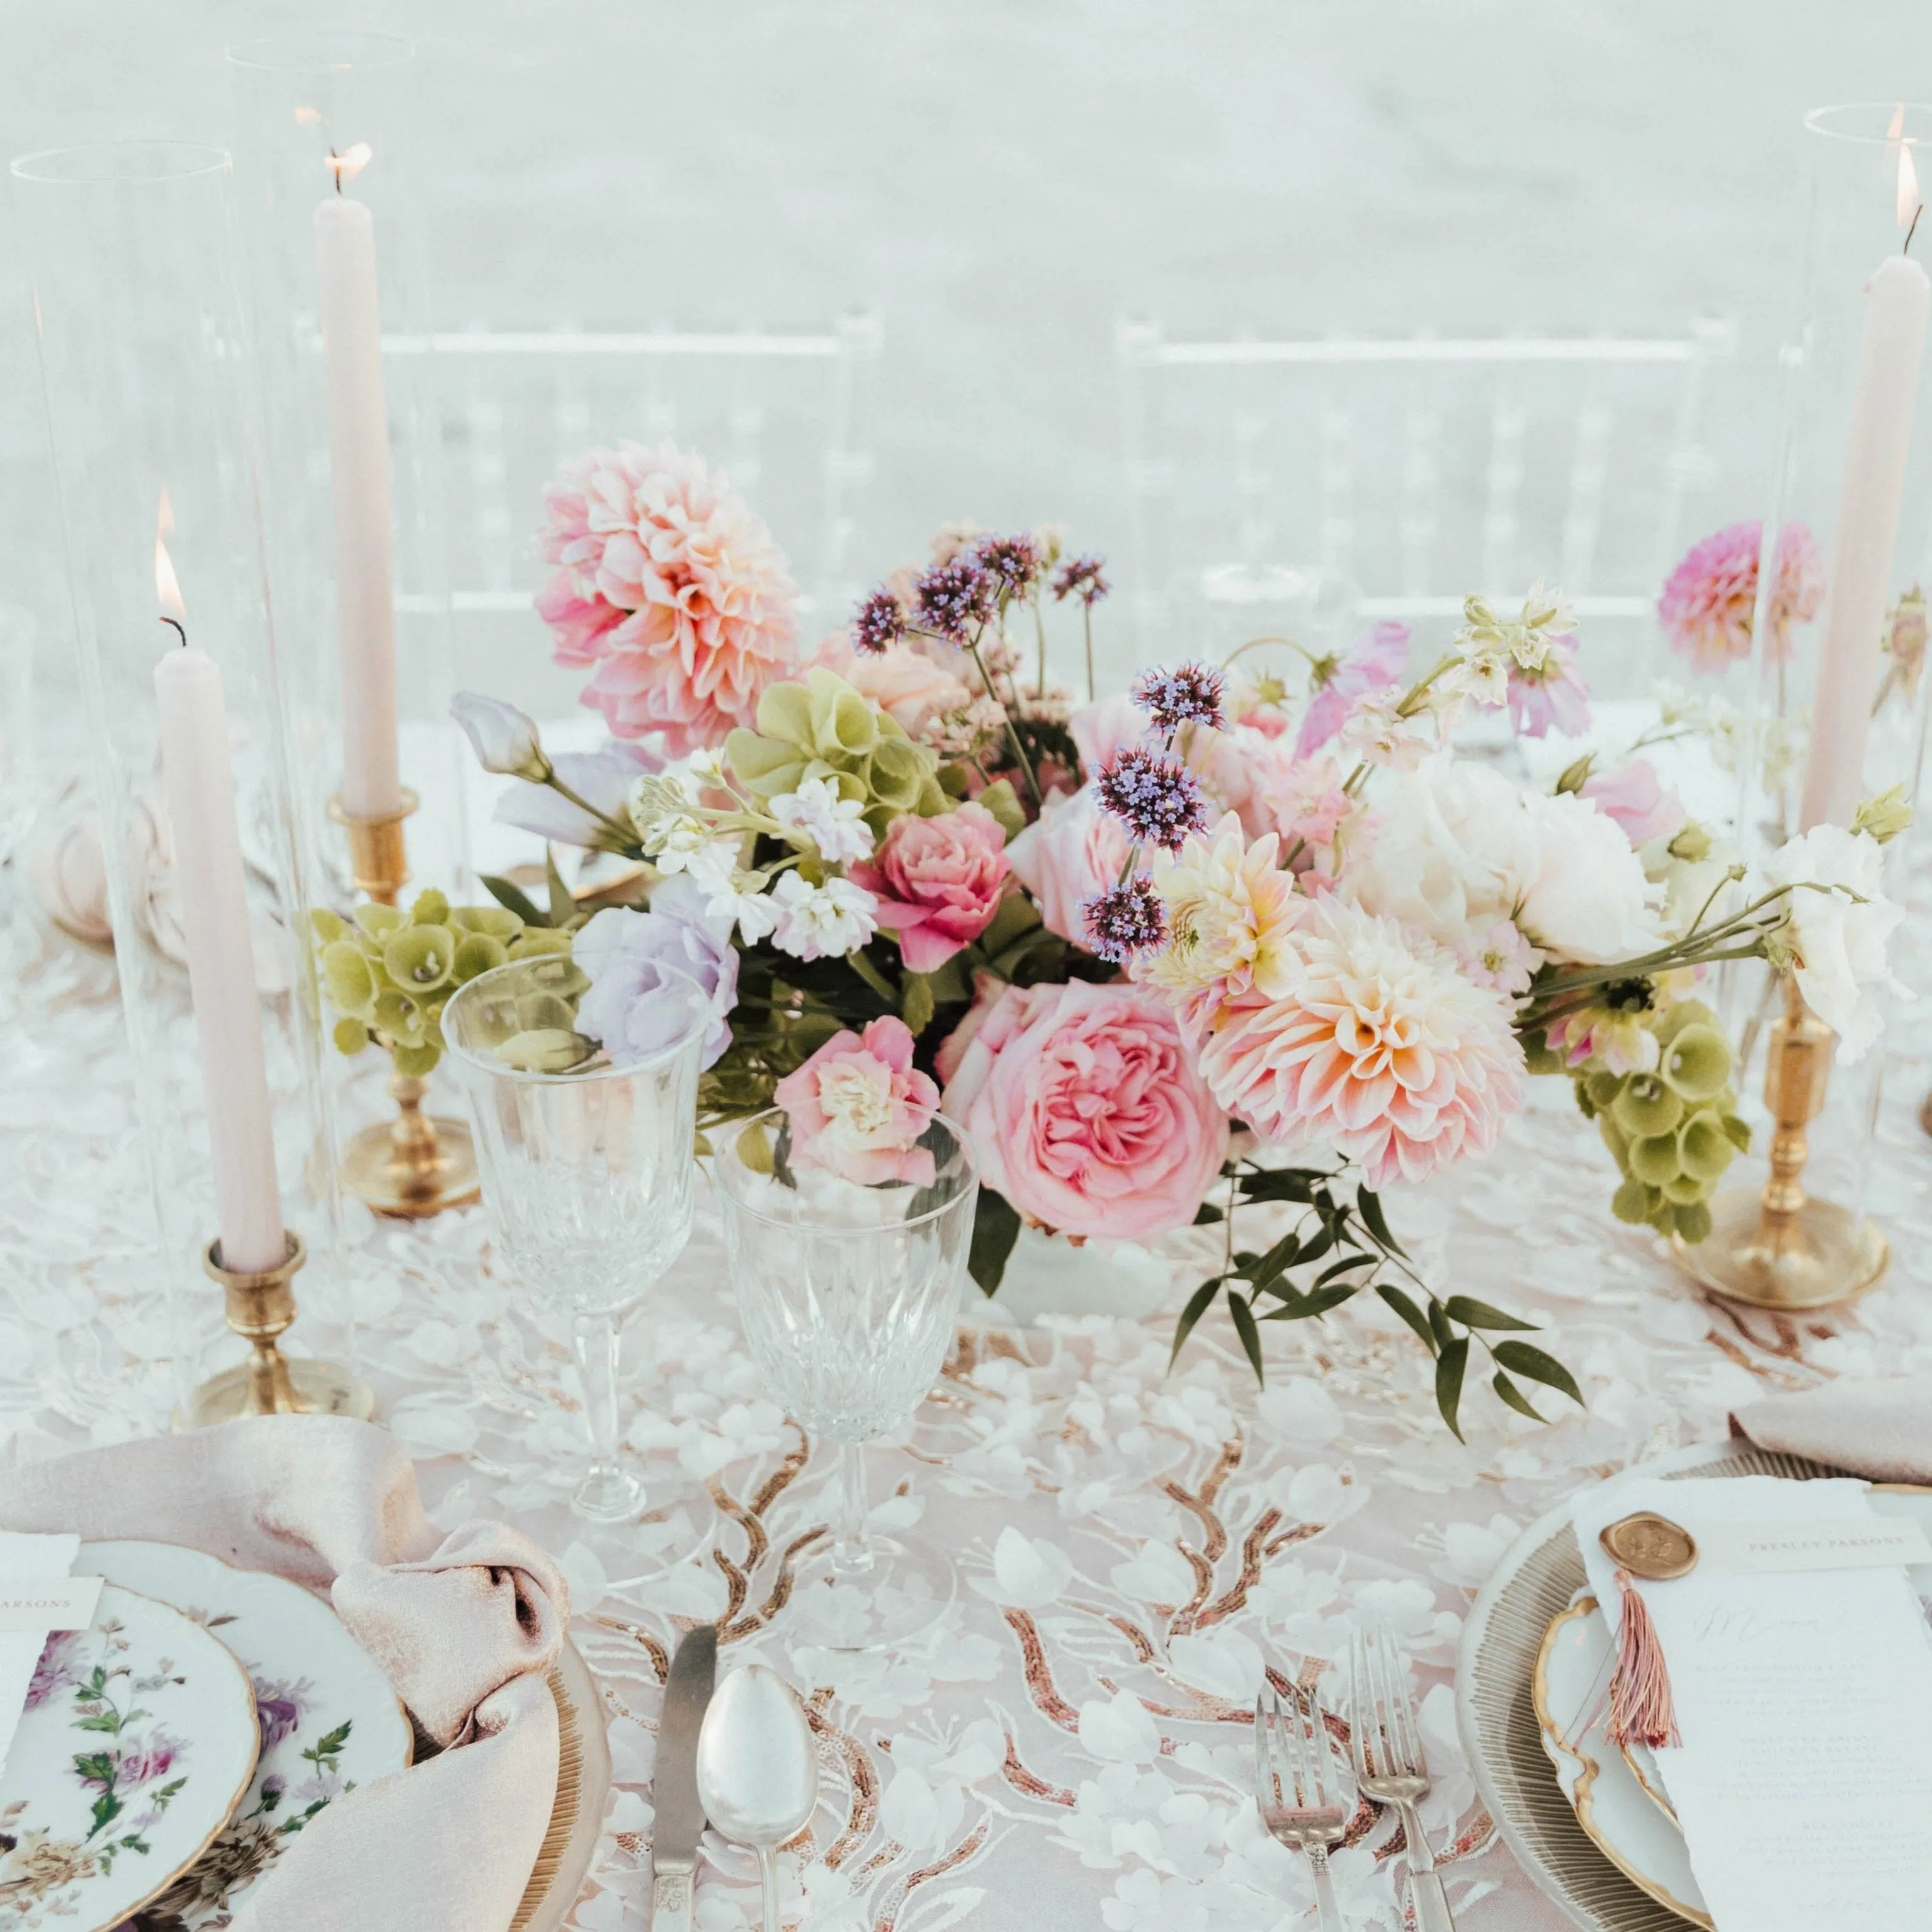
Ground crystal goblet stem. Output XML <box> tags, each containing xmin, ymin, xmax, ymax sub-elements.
<box><xmin>572</xmin><ymin>1309</ymin><xmax>637</xmax><ymax>1522</ymax></box>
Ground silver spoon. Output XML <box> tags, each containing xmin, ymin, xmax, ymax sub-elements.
<box><xmin>694</xmin><ymin>1664</ymin><xmax>819</xmax><ymax>1932</ymax></box>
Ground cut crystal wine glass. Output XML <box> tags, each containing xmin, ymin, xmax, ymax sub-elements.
<box><xmin>712</xmin><ymin>1105</ymin><xmax>977</xmax><ymax>1649</ymax></box>
<box><xmin>441</xmin><ymin>953</ymin><xmax>707</xmax><ymax>1555</ymax></box>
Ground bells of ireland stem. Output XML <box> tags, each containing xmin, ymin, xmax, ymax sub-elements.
<box><xmin>1573</xmin><ymin>998</ymin><xmax>1751</xmax><ymax>1244</ymax></box>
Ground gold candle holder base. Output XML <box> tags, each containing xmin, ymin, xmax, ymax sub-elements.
<box><xmin>339</xmin><ymin>1071</ymin><xmax>479</xmax><ymax>1219</ymax></box>
<box><xmin>174</xmin><ymin>1231</ymin><xmax>375</xmax><ymax>1431</ymax></box>
<box><xmin>327</xmin><ymin>787</ymin><xmax>418</xmax><ymax>907</ymax></box>
<box><xmin>1671</xmin><ymin>974</ymin><xmax>1888</xmax><ymax>1311</ymax></box>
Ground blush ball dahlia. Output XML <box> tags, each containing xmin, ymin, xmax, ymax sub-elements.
<box><xmin>1185</xmin><ymin>895</ymin><xmax>1525</xmax><ymax>1187</ymax></box>
<box><xmin>537</xmin><ymin>441</ymin><xmax>801</xmax><ymax>756</ymax></box>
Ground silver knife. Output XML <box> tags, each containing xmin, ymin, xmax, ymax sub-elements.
<box><xmin>651</xmin><ymin>1623</ymin><xmax>718</xmax><ymax>1932</ymax></box>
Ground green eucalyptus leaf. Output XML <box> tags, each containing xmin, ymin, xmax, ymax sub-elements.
<box><xmin>545</xmin><ymin>851</ymin><xmax>576</xmax><ymax>928</ymax></box>
<box><xmin>1492</xmin><ymin>1370</ymin><xmax>1545</xmax><ymax>1423</ymax></box>
<box><xmin>481</xmin><ymin>875</ymin><xmax>548</xmax><ymax>928</ymax></box>
<box><xmin>1442</xmin><ymin>1295</ymin><xmax>1540</xmax><ymax>1332</ymax></box>
<box><xmin>901</xmin><ymin>971</ymin><xmax>936</xmax><ymax>1037</ymax></box>
<box><xmin>1227</xmin><ymin>1292</ymin><xmax>1265</xmax><ymax>1386</ymax></box>
<box><xmin>1169</xmin><ymin>1277</ymin><xmax>1224</xmax><ymax>1367</ymax></box>
<box><xmin>1435</xmin><ymin>1335</ymin><xmax>1469</xmax><ymax>1441</ymax></box>
<box><xmin>1491</xmin><ymin>1339</ymin><xmax>1584</xmax><ymax>1408</ymax></box>
<box><xmin>968</xmin><ymin>1188</ymin><xmax>1021</xmax><ymax>1297</ymax></box>
<box><xmin>1356</xmin><ymin>1188</ymin><xmax>1406</xmax><ymax>1258</ymax></box>
<box><xmin>1377</xmin><ymin>1283</ymin><xmax>1437</xmax><ymax>1352</ymax></box>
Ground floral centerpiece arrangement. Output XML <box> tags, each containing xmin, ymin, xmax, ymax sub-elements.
<box><xmin>317</xmin><ymin>440</ymin><xmax>1908</xmax><ymax>1436</ymax></box>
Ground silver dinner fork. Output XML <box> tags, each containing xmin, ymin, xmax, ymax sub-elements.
<box><xmin>1254</xmin><ymin>1684</ymin><xmax>1350</xmax><ymax>1932</ymax></box>
<box><xmin>1350</xmin><ymin>1624</ymin><xmax>1455</xmax><ymax>1932</ymax></box>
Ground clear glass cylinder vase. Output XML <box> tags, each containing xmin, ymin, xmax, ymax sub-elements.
<box><xmin>10</xmin><ymin>140</ymin><xmax>346</xmax><ymax>1414</ymax></box>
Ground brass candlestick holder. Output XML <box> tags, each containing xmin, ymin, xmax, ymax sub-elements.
<box><xmin>327</xmin><ymin>789</ymin><xmax>479</xmax><ymax>1218</ymax></box>
<box><xmin>176</xmin><ymin>1231</ymin><xmax>375</xmax><ymax>1429</ymax></box>
<box><xmin>1673</xmin><ymin>974</ymin><xmax>1889</xmax><ymax>1309</ymax></box>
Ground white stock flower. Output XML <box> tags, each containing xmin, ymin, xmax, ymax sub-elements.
<box><xmin>769</xmin><ymin>870</ymin><xmax>878</xmax><ymax>960</ymax></box>
<box><xmin>1750</xmin><ymin>824</ymin><xmax>1906</xmax><ymax>1060</ymax></box>
<box><xmin>771</xmin><ymin>774</ymin><xmax>875</xmax><ymax>864</ymax></box>
<box><xmin>706</xmin><ymin>871</ymin><xmax>781</xmax><ymax>945</ymax></box>
<box><xmin>1337</xmin><ymin>688</ymin><xmax>1436</xmax><ymax>771</ymax></box>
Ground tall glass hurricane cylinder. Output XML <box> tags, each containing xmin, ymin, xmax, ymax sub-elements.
<box><xmin>11</xmin><ymin>141</ymin><xmax>332</xmax><ymax>1415</ymax></box>
<box><xmin>441</xmin><ymin>955</ymin><xmax>708</xmax><ymax>1548</ymax></box>
<box><xmin>713</xmin><ymin>1107</ymin><xmax>978</xmax><ymax>1650</ymax></box>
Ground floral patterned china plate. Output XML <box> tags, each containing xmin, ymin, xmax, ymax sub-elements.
<box><xmin>72</xmin><ymin>1541</ymin><xmax>412</xmax><ymax>1931</ymax></box>
<box><xmin>0</xmin><ymin>1583</ymin><xmax>257</xmax><ymax>1931</ymax></box>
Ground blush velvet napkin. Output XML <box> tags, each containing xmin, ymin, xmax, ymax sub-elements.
<box><xmin>0</xmin><ymin>1412</ymin><xmax>569</xmax><ymax>1932</ymax></box>
<box><xmin>1732</xmin><ymin>1373</ymin><xmax>1932</xmax><ymax>1484</ymax></box>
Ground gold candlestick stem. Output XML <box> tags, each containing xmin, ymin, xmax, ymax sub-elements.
<box><xmin>327</xmin><ymin>788</ymin><xmax>479</xmax><ymax>1217</ymax></box>
<box><xmin>176</xmin><ymin>1231</ymin><xmax>375</xmax><ymax>1429</ymax></box>
<box><xmin>1673</xmin><ymin>974</ymin><xmax>1888</xmax><ymax>1309</ymax></box>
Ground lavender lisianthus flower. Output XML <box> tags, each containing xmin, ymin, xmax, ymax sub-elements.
<box><xmin>494</xmin><ymin>740</ymin><xmax>662</xmax><ymax>851</ymax></box>
<box><xmin>574</xmin><ymin>875</ymin><xmax>739</xmax><ymax>1069</ymax></box>
<box><xmin>452</xmin><ymin>691</ymin><xmax>551</xmax><ymax>781</ymax></box>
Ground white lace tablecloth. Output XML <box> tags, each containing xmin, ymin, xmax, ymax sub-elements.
<box><xmin>6</xmin><ymin>911</ymin><xmax>1932</xmax><ymax>1932</ymax></box>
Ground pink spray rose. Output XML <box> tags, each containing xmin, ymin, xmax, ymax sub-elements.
<box><xmin>849</xmin><ymin>803</ymin><xmax>1011</xmax><ymax>973</ymax></box>
<box><xmin>1581</xmin><ymin>759</ymin><xmax>1686</xmax><ymax>847</ymax></box>
<box><xmin>940</xmin><ymin>980</ymin><xmax>1229</xmax><ymax>1241</ymax></box>
<box><xmin>773</xmin><ymin>1016</ymin><xmax>940</xmax><ymax>1187</ymax></box>
<box><xmin>536</xmin><ymin>441</ymin><xmax>801</xmax><ymax>756</ymax></box>
<box><xmin>1006</xmin><ymin>784</ymin><xmax>1133</xmax><ymax>945</ymax></box>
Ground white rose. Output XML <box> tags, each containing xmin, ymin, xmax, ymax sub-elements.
<box><xmin>1749</xmin><ymin>824</ymin><xmax>1906</xmax><ymax>1061</ymax></box>
<box><xmin>1348</xmin><ymin>758</ymin><xmax>1534</xmax><ymax>950</ymax></box>
<box><xmin>1515</xmin><ymin>788</ymin><xmax>1665</xmax><ymax>965</ymax></box>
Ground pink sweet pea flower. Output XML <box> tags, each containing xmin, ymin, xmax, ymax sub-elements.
<box><xmin>1295</xmin><ymin>621</ymin><xmax>1411</xmax><ymax>758</ymax></box>
<box><xmin>1581</xmin><ymin>759</ymin><xmax>1686</xmax><ymax>847</ymax></box>
<box><xmin>848</xmin><ymin>803</ymin><xmax>1010</xmax><ymax>973</ymax></box>
<box><xmin>773</xmin><ymin>1016</ymin><xmax>940</xmax><ymax>1186</ymax></box>
<box><xmin>1506</xmin><ymin>636</ymin><xmax>1591</xmax><ymax>738</ymax></box>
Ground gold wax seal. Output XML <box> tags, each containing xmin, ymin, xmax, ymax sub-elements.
<box><xmin>1599</xmin><ymin>1511</ymin><xmax>1698</xmax><ymax>1581</ymax></box>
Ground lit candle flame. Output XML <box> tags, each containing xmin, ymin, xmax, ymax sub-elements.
<box><xmin>325</xmin><ymin>142</ymin><xmax>373</xmax><ymax>186</ymax></box>
<box><xmin>155</xmin><ymin>491</ymin><xmax>185</xmax><ymax>623</ymax></box>
<box><xmin>1901</xmin><ymin>142</ymin><xmax>1921</xmax><ymax>232</ymax></box>
<box><xmin>293</xmin><ymin>105</ymin><xmax>321</xmax><ymax>127</ymax></box>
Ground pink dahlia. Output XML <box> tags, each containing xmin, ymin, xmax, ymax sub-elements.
<box><xmin>536</xmin><ymin>441</ymin><xmax>801</xmax><ymax>756</ymax></box>
<box><xmin>1657</xmin><ymin>521</ymin><xmax>1823</xmax><ymax>676</ymax></box>
<box><xmin>1184</xmin><ymin>896</ymin><xmax>1525</xmax><ymax>1187</ymax></box>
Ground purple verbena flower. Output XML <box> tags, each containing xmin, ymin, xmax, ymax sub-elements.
<box><xmin>1132</xmin><ymin>661</ymin><xmax>1226</xmax><ymax>737</ymax></box>
<box><xmin>1052</xmin><ymin>554</ymin><xmax>1110</xmax><ymax>606</ymax></box>
<box><xmin>1082</xmin><ymin>875</ymin><xmax>1168</xmax><ymax>963</ymax></box>
<box><xmin>973</xmin><ymin>533</ymin><xmax>1042</xmax><ymax>601</ymax></box>
<box><xmin>1095</xmin><ymin>746</ymin><xmax>1208</xmax><ymax>852</ymax></box>
<box><xmin>913</xmin><ymin>555</ymin><xmax>997</xmax><ymax>642</ymax></box>
<box><xmin>852</xmin><ymin>587</ymin><xmax>906</xmax><ymax>656</ymax></box>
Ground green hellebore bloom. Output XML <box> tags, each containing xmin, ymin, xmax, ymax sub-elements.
<box><xmin>1672</xmin><ymin>1200</ymin><xmax>1713</xmax><ymax>1244</ymax></box>
<box><xmin>372</xmin><ymin>987</ymin><xmax>421</xmax><ymax>1041</ymax></box>
<box><xmin>392</xmin><ymin>1040</ymin><xmax>441</xmax><ymax>1078</ymax></box>
<box><xmin>310</xmin><ymin>907</ymin><xmax>350</xmax><ymax>944</ymax></box>
<box><xmin>508</xmin><ymin>926</ymin><xmax>574</xmax><ymax>960</ymax></box>
<box><xmin>1611</xmin><ymin>1174</ymin><xmax>1658</xmax><ymax>1224</ymax></box>
<box><xmin>384</xmin><ymin>924</ymin><xmax>454</xmax><ymax>992</ymax></box>
<box><xmin>332</xmin><ymin>1016</ymin><xmax>370</xmax><ymax>1055</ymax></box>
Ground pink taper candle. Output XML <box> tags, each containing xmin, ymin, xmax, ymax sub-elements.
<box><xmin>154</xmin><ymin>623</ymin><xmax>287</xmax><ymax>1274</ymax></box>
<box><xmin>1798</xmin><ymin>248</ymin><xmax>1930</xmax><ymax>831</ymax></box>
<box><xmin>315</xmin><ymin>155</ymin><xmax>401</xmax><ymax>821</ymax></box>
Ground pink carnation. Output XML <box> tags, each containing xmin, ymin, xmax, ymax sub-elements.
<box><xmin>850</xmin><ymin>803</ymin><xmax>1010</xmax><ymax>973</ymax></box>
<box><xmin>773</xmin><ymin>1016</ymin><xmax>940</xmax><ymax>1188</ymax></box>
<box><xmin>1183</xmin><ymin>895</ymin><xmax>1524</xmax><ymax>1188</ymax></box>
<box><xmin>1658</xmin><ymin>520</ymin><xmax>1823</xmax><ymax>676</ymax></box>
<box><xmin>1006</xmin><ymin>783</ymin><xmax>1133</xmax><ymax>945</ymax></box>
<box><xmin>1296</xmin><ymin>622</ymin><xmax>1411</xmax><ymax>758</ymax></box>
<box><xmin>537</xmin><ymin>441</ymin><xmax>801</xmax><ymax>756</ymax></box>
<box><xmin>940</xmin><ymin>980</ymin><xmax>1229</xmax><ymax>1241</ymax></box>
<box><xmin>1581</xmin><ymin>759</ymin><xmax>1686</xmax><ymax>847</ymax></box>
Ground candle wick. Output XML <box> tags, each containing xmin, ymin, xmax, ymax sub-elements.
<box><xmin>329</xmin><ymin>147</ymin><xmax>343</xmax><ymax>196</ymax></box>
<box><xmin>160</xmin><ymin>616</ymin><xmax>187</xmax><ymax>648</ymax></box>
<box><xmin>1908</xmin><ymin>204</ymin><xmax>1924</xmax><ymax>257</ymax></box>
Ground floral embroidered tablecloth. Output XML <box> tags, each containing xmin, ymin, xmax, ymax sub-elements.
<box><xmin>6</xmin><ymin>915</ymin><xmax>1931</xmax><ymax>1931</ymax></box>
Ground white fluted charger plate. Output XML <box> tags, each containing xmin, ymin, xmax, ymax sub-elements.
<box><xmin>1458</xmin><ymin>1438</ymin><xmax>1932</xmax><ymax>1932</ymax></box>
<box><xmin>74</xmin><ymin>1538</ymin><xmax>413</xmax><ymax>1929</ymax></box>
<box><xmin>0</xmin><ymin>1584</ymin><xmax>259</xmax><ymax>1931</ymax></box>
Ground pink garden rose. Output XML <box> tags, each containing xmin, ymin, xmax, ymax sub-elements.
<box><xmin>773</xmin><ymin>1016</ymin><xmax>940</xmax><ymax>1187</ymax></box>
<box><xmin>849</xmin><ymin>802</ymin><xmax>1010</xmax><ymax>973</ymax></box>
<box><xmin>1006</xmin><ymin>784</ymin><xmax>1132</xmax><ymax>945</ymax></box>
<box><xmin>1581</xmin><ymin>759</ymin><xmax>1686</xmax><ymax>847</ymax></box>
<box><xmin>537</xmin><ymin>441</ymin><xmax>801</xmax><ymax>756</ymax></box>
<box><xmin>939</xmin><ymin>980</ymin><xmax>1229</xmax><ymax>1241</ymax></box>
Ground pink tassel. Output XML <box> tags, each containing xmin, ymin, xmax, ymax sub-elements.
<box><xmin>1605</xmin><ymin>1567</ymin><xmax>1680</xmax><ymax>1749</ymax></box>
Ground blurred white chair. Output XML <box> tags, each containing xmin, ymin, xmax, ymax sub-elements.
<box><xmin>1115</xmin><ymin>317</ymin><xmax>1739</xmax><ymax>696</ymax></box>
<box><xmin>386</xmin><ymin>307</ymin><xmax>882</xmax><ymax>647</ymax></box>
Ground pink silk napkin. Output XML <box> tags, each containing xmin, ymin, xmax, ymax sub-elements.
<box><xmin>0</xmin><ymin>1413</ymin><xmax>569</xmax><ymax>1932</ymax></box>
<box><xmin>1732</xmin><ymin>1372</ymin><xmax>1932</xmax><ymax>1486</ymax></box>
